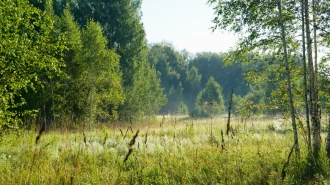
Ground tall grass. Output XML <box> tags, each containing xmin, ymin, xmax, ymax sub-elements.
<box><xmin>0</xmin><ymin>115</ymin><xmax>329</xmax><ymax>184</ymax></box>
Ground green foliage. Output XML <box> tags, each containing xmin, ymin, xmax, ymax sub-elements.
<box><xmin>195</xmin><ymin>77</ymin><xmax>225</xmax><ymax>117</ymax></box>
<box><xmin>207</xmin><ymin>0</ymin><xmax>301</xmax><ymax>56</ymax></box>
<box><xmin>55</xmin><ymin>7</ymin><xmax>86</xmax><ymax>120</ymax></box>
<box><xmin>147</xmin><ymin>44</ymin><xmax>249</xmax><ymax>115</ymax></box>
<box><xmin>319</xmin><ymin>61</ymin><xmax>330</xmax><ymax>111</ymax></box>
<box><xmin>237</xmin><ymin>55</ymin><xmax>303</xmax><ymax>117</ymax></box>
<box><xmin>148</xmin><ymin>43</ymin><xmax>187</xmax><ymax>113</ymax></box>
<box><xmin>189</xmin><ymin>52</ymin><xmax>249</xmax><ymax>106</ymax></box>
<box><xmin>186</xmin><ymin>66</ymin><xmax>201</xmax><ymax>89</ymax></box>
<box><xmin>231</xmin><ymin>94</ymin><xmax>243</xmax><ymax>114</ymax></box>
<box><xmin>186</xmin><ymin>66</ymin><xmax>202</xmax><ymax>110</ymax></box>
<box><xmin>79</xmin><ymin>20</ymin><xmax>125</xmax><ymax>120</ymax></box>
<box><xmin>206</xmin><ymin>0</ymin><xmax>308</xmax><ymax>116</ymax></box>
<box><xmin>47</xmin><ymin>9</ymin><xmax>125</xmax><ymax>123</ymax></box>
<box><xmin>177</xmin><ymin>101</ymin><xmax>189</xmax><ymax>114</ymax></box>
<box><xmin>57</xmin><ymin>0</ymin><xmax>148</xmax><ymax>87</ymax></box>
<box><xmin>55</xmin><ymin>0</ymin><xmax>168</xmax><ymax>120</ymax></box>
<box><xmin>0</xmin><ymin>0</ymin><xmax>65</xmax><ymax>129</ymax></box>
<box><xmin>121</xmin><ymin>61</ymin><xmax>167</xmax><ymax>118</ymax></box>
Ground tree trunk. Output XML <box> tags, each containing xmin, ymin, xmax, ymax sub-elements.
<box><xmin>89</xmin><ymin>69</ymin><xmax>94</xmax><ymax>132</ymax></box>
<box><xmin>50</xmin><ymin>78</ymin><xmax>56</xmax><ymax>129</ymax></box>
<box><xmin>226</xmin><ymin>89</ymin><xmax>234</xmax><ymax>135</ymax></box>
<box><xmin>42</xmin><ymin>87</ymin><xmax>47</xmax><ymax>131</ymax></box>
<box><xmin>277</xmin><ymin>0</ymin><xmax>299</xmax><ymax>152</ymax></box>
<box><xmin>305</xmin><ymin>0</ymin><xmax>321</xmax><ymax>156</ymax></box>
<box><xmin>301</xmin><ymin>0</ymin><xmax>311</xmax><ymax>152</ymax></box>
<box><xmin>313</xmin><ymin>0</ymin><xmax>318</xmax><ymax>106</ymax></box>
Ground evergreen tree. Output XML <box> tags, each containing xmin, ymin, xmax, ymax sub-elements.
<box><xmin>195</xmin><ymin>77</ymin><xmax>225</xmax><ymax>117</ymax></box>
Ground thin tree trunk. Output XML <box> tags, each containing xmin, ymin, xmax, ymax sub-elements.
<box><xmin>313</xmin><ymin>0</ymin><xmax>318</xmax><ymax>105</ymax></box>
<box><xmin>42</xmin><ymin>87</ymin><xmax>47</xmax><ymax>131</ymax></box>
<box><xmin>305</xmin><ymin>0</ymin><xmax>321</xmax><ymax>156</ymax></box>
<box><xmin>89</xmin><ymin>72</ymin><xmax>94</xmax><ymax>131</ymax></box>
<box><xmin>226</xmin><ymin>89</ymin><xmax>234</xmax><ymax>135</ymax></box>
<box><xmin>301</xmin><ymin>0</ymin><xmax>311</xmax><ymax>152</ymax></box>
<box><xmin>50</xmin><ymin>78</ymin><xmax>56</xmax><ymax>130</ymax></box>
<box><xmin>277</xmin><ymin>0</ymin><xmax>299</xmax><ymax>152</ymax></box>
<box><xmin>313</xmin><ymin>0</ymin><xmax>321</xmax><ymax>156</ymax></box>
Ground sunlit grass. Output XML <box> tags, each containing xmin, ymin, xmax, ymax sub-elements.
<box><xmin>0</xmin><ymin>115</ymin><xmax>329</xmax><ymax>184</ymax></box>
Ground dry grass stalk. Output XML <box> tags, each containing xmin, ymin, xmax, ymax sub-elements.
<box><xmin>83</xmin><ymin>132</ymin><xmax>87</xmax><ymax>145</ymax></box>
<box><xmin>35</xmin><ymin>122</ymin><xmax>45</xmax><ymax>144</ymax></box>
<box><xmin>144</xmin><ymin>130</ymin><xmax>148</xmax><ymax>147</ymax></box>
<box><xmin>221</xmin><ymin>130</ymin><xmax>226</xmax><ymax>151</ymax></box>
<box><xmin>120</xmin><ymin>129</ymin><xmax>124</xmax><ymax>137</ymax></box>
<box><xmin>103</xmin><ymin>134</ymin><xmax>108</xmax><ymax>146</ymax></box>
<box><xmin>124</xmin><ymin>127</ymin><xmax>129</xmax><ymax>138</ymax></box>
<box><xmin>124</xmin><ymin>148</ymin><xmax>133</xmax><ymax>163</ymax></box>
<box><xmin>124</xmin><ymin>130</ymin><xmax>139</xmax><ymax>163</ymax></box>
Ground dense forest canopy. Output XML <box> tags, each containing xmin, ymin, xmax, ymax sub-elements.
<box><xmin>0</xmin><ymin>0</ymin><xmax>329</xmax><ymax>133</ymax></box>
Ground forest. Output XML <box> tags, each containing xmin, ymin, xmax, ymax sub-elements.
<box><xmin>1</xmin><ymin>0</ymin><xmax>330</xmax><ymax>184</ymax></box>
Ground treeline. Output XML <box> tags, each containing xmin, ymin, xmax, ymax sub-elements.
<box><xmin>1</xmin><ymin>0</ymin><xmax>252</xmax><ymax>130</ymax></box>
<box><xmin>147</xmin><ymin>43</ymin><xmax>249</xmax><ymax>116</ymax></box>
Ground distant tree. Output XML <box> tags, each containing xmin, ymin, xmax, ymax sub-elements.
<box><xmin>195</xmin><ymin>77</ymin><xmax>225</xmax><ymax>117</ymax></box>
<box><xmin>189</xmin><ymin>52</ymin><xmax>248</xmax><ymax>103</ymax></box>
<box><xmin>121</xmin><ymin>61</ymin><xmax>167</xmax><ymax>118</ymax></box>
<box><xmin>167</xmin><ymin>82</ymin><xmax>184</xmax><ymax>112</ymax></box>
<box><xmin>180</xmin><ymin>49</ymin><xmax>193</xmax><ymax>64</ymax></box>
<box><xmin>186</xmin><ymin>66</ymin><xmax>202</xmax><ymax>110</ymax></box>
<box><xmin>147</xmin><ymin>42</ymin><xmax>187</xmax><ymax>113</ymax></box>
<box><xmin>231</xmin><ymin>94</ymin><xmax>243</xmax><ymax>115</ymax></box>
<box><xmin>177</xmin><ymin>101</ymin><xmax>189</xmax><ymax>115</ymax></box>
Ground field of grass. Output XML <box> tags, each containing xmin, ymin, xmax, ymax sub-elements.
<box><xmin>1</xmin><ymin>115</ymin><xmax>330</xmax><ymax>184</ymax></box>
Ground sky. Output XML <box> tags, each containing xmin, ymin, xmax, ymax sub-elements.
<box><xmin>141</xmin><ymin>0</ymin><xmax>238</xmax><ymax>54</ymax></box>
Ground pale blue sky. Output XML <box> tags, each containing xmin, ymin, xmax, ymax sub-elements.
<box><xmin>141</xmin><ymin>0</ymin><xmax>237</xmax><ymax>54</ymax></box>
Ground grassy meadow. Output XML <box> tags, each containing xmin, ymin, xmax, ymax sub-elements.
<box><xmin>1</xmin><ymin>115</ymin><xmax>330</xmax><ymax>184</ymax></box>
